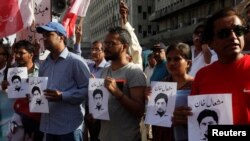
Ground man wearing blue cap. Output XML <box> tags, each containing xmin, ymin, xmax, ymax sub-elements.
<box><xmin>36</xmin><ymin>22</ymin><xmax>91</xmax><ymax>141</ymax></box>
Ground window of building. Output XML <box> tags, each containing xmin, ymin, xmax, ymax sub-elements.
<box><xmin>143</xmin><ymin>12</ymin><xmax>147</xmax><ymax>19</ymax></box>
<box><xmin>143</xmin><ymin>30</ymin><xmax>147</xmax><ymax>38</ymax></box>
<box><xmin>148</xmin><ymin>25</ymin><xmax>151</xmax><ymax>33</ymax></box>
<box><xmin>138</xmin><ymin>6</ymin><xmax>142</xmax><ymax>13</ymax></box>
<box><xmin>138</xmin><ymin>25</ymin><xmax>142</xmax><ymax>33</ymax></box>
<box><xmin>148</xmin><ymin>6</ymin><xmax>152</xmax><ymax>14</ymax></box>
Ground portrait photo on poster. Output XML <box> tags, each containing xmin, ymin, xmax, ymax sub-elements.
<box><xmin>88</xmin><ymin>78</ymin><xmax>110</xmax><ymax>120</ymax></box>
<box><xmin>188</xmin><ymin>94</ymin><xmax>233</xmax><ymax>141</ymax></box>
<box><xmin>29</xmin><ymin>77</ymin><xmax>49</xmax><ymax>113</ymax></box>
<box><xmin>7</xmin><ymin>67</ymin><xmax>28</xmax><ymax>98</ymax></box>
<box><xmin>144</xmin><ymin>81</ymin><xmax>177</xmax><ymax>127</ymax></box>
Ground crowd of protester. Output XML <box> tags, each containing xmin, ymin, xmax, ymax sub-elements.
<box><xmin>1</xmin><ymin>1</ymin><xmax>250</xmax><ymax>141</ymax></box>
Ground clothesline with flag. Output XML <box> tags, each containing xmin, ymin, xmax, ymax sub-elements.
<box><xmin>62</xmin><ymin>0</ymin><xmax>91</xmax><ymax>38</ymax></box>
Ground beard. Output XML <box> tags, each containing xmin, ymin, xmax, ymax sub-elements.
<box><xmin>15</xmin><ymin>87</ymin><xmax>21</xmax><ymax>91</ymax></box>
<box><xmin>105</xmin><ymin>53</ymin><xmax>119</xmax><ymax>61</ymax></box>
<box><xmin>157</xmin><ymin>111</ymin><xmax>166</xmax><ymax>117</ymax></box>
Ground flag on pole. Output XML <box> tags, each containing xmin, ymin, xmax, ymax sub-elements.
<box><xmin>62</xmin><ymin>0</ymin><xmax>91</xmax><ymax>37</ymax></box>
<box><xmin>0</xmin><ymin>0</ymin><xmax>34</xmax><ymax>38</ymax></box>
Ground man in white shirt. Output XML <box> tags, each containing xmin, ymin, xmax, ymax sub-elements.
<box><xmin>189</xmin><ymin>24</ymin><xmax>218</xmax><ymax>77</ymax></box>
<box><xmin>144</xmin><ymin>53</ymin><xmax>156</xmax><ymax>86</ymax></box>
<box><xmin>120</xmin><ymin>1</ymin><xmax>143</xmax><ymax>70</ymax></box>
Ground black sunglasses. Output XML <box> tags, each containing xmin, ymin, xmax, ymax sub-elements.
<box><xmin>215</xmin><ymin>25</ymin><xmax>248</xmax><ymax>39</ymax></box>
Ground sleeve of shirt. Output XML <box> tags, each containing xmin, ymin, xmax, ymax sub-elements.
<box><xmin>124</xmin><ymin>22</ymin><xmax>143</xmax><ymax>70</ymax></box>
<box><xmin>73</xmin><ymin>44</ymin><xmax>82</xmax><ymax>56</ymax></box>
<box><xmin>62</xmin><ymin>59</ymin><xmax>90</xmax><ymax>104</ymax></box>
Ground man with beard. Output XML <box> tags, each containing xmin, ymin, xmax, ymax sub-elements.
<box><xmin>99</xmin><ymin>27</ymin><xmax>146</xmax><ymax>141</ymax></box>
<box><xmin>154</xmin><ymin>93</ymin><xmax>168</xmax><ymax>118</ymax></box>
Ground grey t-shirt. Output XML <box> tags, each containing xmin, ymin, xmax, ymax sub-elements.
<box><xmin>99</xmin><ymin>63</ymin><xmax>146</xmax><ymax>141</ymax></box>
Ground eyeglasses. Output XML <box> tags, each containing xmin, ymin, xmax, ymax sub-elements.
<box><xmin>215</xmin><ymin>25</ymin><xmax>247</xmax><ymax>39</ymax></box>
<box><xmin>91</xmin><ymin>48</ymin><xmax>102</xmax><ymax>52</ymax></box>
<box><xmin>103</xmin><ymin>41</ymin><xmax>122</xmax><ymax>47</ymax></box>
<box><xmin>9</xmin><ymin>121</ymin><xmax>24</xmax><ymax>134</ymax></box>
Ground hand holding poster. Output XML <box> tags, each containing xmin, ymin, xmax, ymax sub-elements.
<box><xmin>29</xmin><ymin>77</ymin><xmax>49</xmax><ymax>113</ymax></box>
<box><xmin>7</xmin><ymin>67</ymin><xmax>28</xmax><ymax>98</ymax></box>
<box><xmin>144</xmin><ymin>81</ymin><xmax>177</xmax><ymax>127</ymax></box>
<box><xmin>188</xmin><ymin>94</ymin><xmax>233</xmax><ymax>141</ymax></box>
<box><xmin>88</xmin><ymin>78</ymin><xmax>110</xmax><ymax>120</ymax></box>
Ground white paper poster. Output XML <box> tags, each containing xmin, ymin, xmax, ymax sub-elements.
<box><xmin>145</xmin><ymin>81</ymin><xmax>177</xmax><ymax>127</ymax></box>
<box><xmin>88</xmin><ymin>78</ymin><xmax>110</xmax><ymax>120</ymax></box>
<box><xmin>188</xmin><ymin>94</ymin><xmax>233</xmax><ymax>141</ymax></box>
<box><xmin>29</xmin><ymin>77</ymin><xmax>49</xmax><ymax>113</ymax></box>
<box><xmin>7</xmin><ymin>67</ymin><xmax>28</xmax><ymax>98</ymax></box>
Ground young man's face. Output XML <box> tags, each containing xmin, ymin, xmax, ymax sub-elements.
<box><xmin>12</xmin><ymin>78</ymin><xmax>21</xmax><ymax>90</ymax></box>
<box><xmin>94</xmin><ymin>93</ymin><xmax>103</xmax><ymax>107</ymax></box>
<box><xmin>199</xmin><ymin>116</ymin><xmax>217</xmax><ymax>139</ymax></box>
<box><xmin>14</xmin><ymin>47</ymin><xmax>33</xmax><ymax>67</ymax></box>
<box><xmin>103</xmin><ymin>33</ymin><xmax>124</xmax><ymax>61</ymax></box>
<box><xmin>155</xmin><ymin>98</ymin><xmax>167</xmax><ymax>113</ymax></box>
<box><xmin>33</xmin><ymin>89</ymin><xmax>42</xmax><ymax>105</ymax></box>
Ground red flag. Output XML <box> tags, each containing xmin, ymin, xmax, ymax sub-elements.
<box><xmin>0</xmin><ymin>0</ymin><xmax>34</xmax><ymax>38</ymax></box>
<box><xmin>62</xmin><ymin>0</ymin><xmax>91</xmax><ymax>37</ymax></box>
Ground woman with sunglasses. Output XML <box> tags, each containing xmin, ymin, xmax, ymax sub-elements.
<box><xmin>1</xmin><ymin>40</ymin><xmax>43</xmax><ymax>141</ymax></box>
<box><xmin>173</xmin><ymin>8</ymin><xmax>250</xmax><ymax>135</ymax></box>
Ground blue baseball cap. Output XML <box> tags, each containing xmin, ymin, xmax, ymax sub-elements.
<box><xmin>36</xmin><ymin>22</ymin><xmax>67</xmax><ymax>37</ymax></box>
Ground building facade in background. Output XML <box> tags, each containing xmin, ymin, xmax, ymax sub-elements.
<box><xmin>81</xmin><ymin>0</ymin><xmax>244</xmax><ymax>55</ymax></box>
<box><xmin>84</xmin><ymin>0</ymin><xmax>158</xmax><ymax>49</ymax></box>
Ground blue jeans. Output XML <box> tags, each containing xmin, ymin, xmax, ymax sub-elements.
<box><xmin>45</xmin><ymin>129</ymin><xmax>83</xmax><ymax>141</ymax></box>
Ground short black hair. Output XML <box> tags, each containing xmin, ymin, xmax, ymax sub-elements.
<box><xmin>166</xmin><ymin>42</ymin><xmax>191</xmax><ymax>60</ymax></box>
<box><xmin>31</xmin><ymin>86</ymin><xmax>41</xmax><ymax>95</ymax></box>
<box><xmin>197</xmin><ymin>109</ymin><xmax>219</xmax><ymax>125</ymax></box>
<box><xmin>93</xmin><ymin>89</ymin><xmax>103</xmax><ymax>98</ymax></box>
<box><xmin>203</xmin><ymin>8</ymin><xmax>246</xmax><ymax>42</ymax></box>
<box><xmin>108</xmin><ymin>26</ymin><xmax>132</xmax><ymax>46</ymax></box>
<box><xmin>154</xmin><ymin>93</ymin><xmax>168</xmax><ymax>105</ymax></box>
<box><xmin>13</xmin><ymin>40</ymin><xmax>35</xmax><ymax>55</ymax></box>
<box><xmin>11</xmin><ymin>75</ymin><xmax>21</xmax><ymax>83</ymax></box>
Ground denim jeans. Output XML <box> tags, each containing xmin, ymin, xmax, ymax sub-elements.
<box><xmin>45</xmin><ymin>129</ymin><xmax>83</xmax><ymax>141</ymax></box>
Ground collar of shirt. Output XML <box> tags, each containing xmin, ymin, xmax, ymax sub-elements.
<box><xmin>48</xmin><ymin>47</ymin><xmax>69</xmax><ymax>61</ymax></box>
<box><xmin>96</xmin><ymin>59</ymin><xmax>110</xmax><ymax>68</ymax></box>
<box><xmin>28</xmin><ymin>63</ymin><xmax>39</xmax><ymax>77</ymax></box>
<box><xmin>0</xmin><ymin>65</ymin><xmax>6</xmax><ymax>76</ymax></box>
